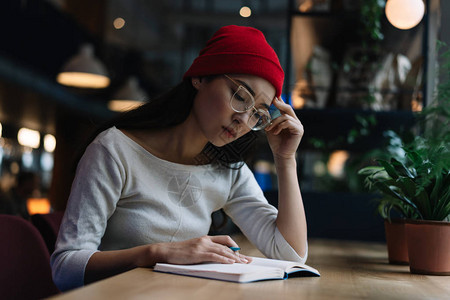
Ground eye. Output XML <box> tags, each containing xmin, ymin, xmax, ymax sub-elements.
<box><xmin>255</xmin><ymin>110</ymin><xmax>270</xmax><ymax>122</ymax></box>
<box><xmin>255</xmin><ymin>117</ymin><xmax>264</xmax><ymax>127</ymax></box>
<box><xmin>233</xmin><ymin>90</ymin><xmax>246</xmax><ymax>102</ymax></box>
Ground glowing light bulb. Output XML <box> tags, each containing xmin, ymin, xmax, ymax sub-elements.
<box><xmin>240</xmin><ymin>6</ymin><xmax>251</xmax><ymax>18</ymax></box>
<box><xmin>113</xmin><ymin>17</ymin><xmax>125</xmax><ymax>29</ymax></box>
<box><xmin>385</xmin><ymin>0</ymin><xmax>425</xmax><ymax>30</ymax></box>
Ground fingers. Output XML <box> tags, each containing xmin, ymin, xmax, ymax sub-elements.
<box><xmin>271</xmin><ymin>97</ymin><xmax>296</xmax><ymax>118</ymax></box>
<box><xmin>265</xmin><ymin>114</ymin><xmax>303</xmax><ymax>136</ymax></box>
<box><xmin>265</xmin><ymin>97</ymin><xmax>303</xmax><ymax>135</ymax></box>
<box><xmin>197</xmin><ymin>236</ymin><xmax>249</xmax><ymax>264</ymax></box>
<box><xmin>208</xmin><ymin>236</ymin><xmax>250</xmax><ymax>264</ymax></box>
<box><xmin>209</xmin><ymin>235</ymin><xmax>238</xmax><ymax>248</ymax></box>
<box><xmin>161</xmin><ymin>235</ymin><xmax>252</xmax><ymax>266</ymax></box>
<box><xmin>239</xmin><ymin>253</ymin><xmax>252</xmax><ymax>263</ymax></box>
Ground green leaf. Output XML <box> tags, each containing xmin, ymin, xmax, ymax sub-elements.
<box><xmin>390</xmin><ymin>158</ymin><xmax>414</xmax><ymax>178</ymax></box>
<box><xmin>374</xmin><ymin>182</ymin><xmax>421</xmax><ymax>218</ymax></box>
<box><xmin>415</xmin><ymin>188</ymin><xmax>431</xmax><ymax>219</ymax></box>
<box><xmin>396</xmin><ymin>177</ymin><xmax>416</xmax><ymax>198</ymax></box>
<box><xmin>430</xmin><ymin>173</ymin><xmax>443</xmax><ymax>206</ymax></box>
<box><xmin>384</xmin><ymin>178</ymin><xmax>404</xmax><ymax>190</ymax></box>
<box><xmin>377</xmin><ymin>159</ymin><xmax>399</xmax><ymax>179</ymax></box>
<box><xmin>433</xmin><ymin>174</ymin><xmax>450</xmax><ymax>220</ymax></box>
<box><xmin>377</xmin><ymin>195</ymin><xmax>414</xmax><ymax>219</ymax></box>
<box><xmin>434</xmin><ymin>192</ymin><xmax>450</xmax><ymax>220</ymax></box>
<box><xmin>377</xmin><ymin>201</ymin><xmax>390</xmax><ymax>219</ymax></box>
<box><xmin>406</xmin><ymin>151</ymin><xmax>423</xmax><ymax>165</ymax></box>
<box><xmin>358</xmin><ymin>166</ymin><xmax>384</xmax><ymax>175</ymax></box>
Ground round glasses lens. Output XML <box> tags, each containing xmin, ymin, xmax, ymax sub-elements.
<box><xmin>231</xmin><ymin>87</ymin><xmax>254</xmax><ymax>112</ymax></box>
<box><xmin>248</xmin><ymin>109</ymin><xmax>271</xmax><ymax>131</ymax></box>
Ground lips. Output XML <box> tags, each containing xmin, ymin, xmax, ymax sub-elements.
<box><xmin>223</xmin><ymin>126</ymin><xmax>237</xmax><ymax>138</ymax></box>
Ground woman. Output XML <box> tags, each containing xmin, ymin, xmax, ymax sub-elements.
<box><xmin>51</xmin><ymin>25</ymin><xmax>307</xmax><ymax>291</ymax></box>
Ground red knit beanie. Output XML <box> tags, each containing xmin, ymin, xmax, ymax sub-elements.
<box><xmin>183</xmin><ymin>25</ymin><xmax>284</xmax><ymax>97</ymax></box>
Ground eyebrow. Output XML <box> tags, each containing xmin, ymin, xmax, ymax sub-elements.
<box><xmin>230</xmin><ymin>76</ymin><xmax>271</xmax><ymax>110</ymax></box>
<box><xmin>257</xmin><ymin>102</ymin><xmax>270</xmax><ymax>110</ymax></box>
<box><xmin>235</xmin><ymin>79</ymin><xmax>256</xmax><ymax>97</ymax></box>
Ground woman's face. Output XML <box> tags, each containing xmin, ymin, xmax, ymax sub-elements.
<box><xmin>192</xmin><ymin>74</ymin><xmax>276</xmax><ymax>147</ymax></box>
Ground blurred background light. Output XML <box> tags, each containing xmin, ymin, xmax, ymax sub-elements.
<box><xmin>327</xmin><ymin>150</ymin><xmax>350</xmax><ymax>178</ymax></box>
<box><xmin>113</xmin><ymin>17</ymin><xmax>126</xmax><ymax>29</ymax></box>
<box><xmin>18</xmin><ymin>128</ymin><xmax>40</xmax><ymax>149</ymax></box>
<box><xmin>44</xmin><ymin>134</ymin><xmax>56</xmax><ymax>153</ymax></box>
<box><xmin>10</xmin><ymin>161</ymin><xmax>20</xmax><ymax>175</ymax></box>
<box><xmin>386</xmin><ymin>0</ymin><xmax>425</xmax><ymax>30</ymax></box>
<box><xmin>40</xmin><ymin>152</ymin><xmax>54</xmax><ymax>172</ymax></box>
<box><xmin>22</xmin><ymin>147</ymin><xmax>34</xmax><ymax>169</ymax></box>
<box><xmin>27</xmin><ymin>198</ymin><xmax>51</xmax><ymax>215</ymax></box>
<box><xmin>239</xmin><ymin>6</ymin><xmax>252</xmax><ymax>18</ymax></box>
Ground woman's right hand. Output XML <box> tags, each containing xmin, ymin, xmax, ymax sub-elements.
<box><xmin>85</xmin><ymin>235</ymin><xmax>251</xmax><ymax>285</ymax></box>
<box><xmin>139</xmin><ymin>235</ymin><xmax>251</xmax><ymax>266</ymax></box>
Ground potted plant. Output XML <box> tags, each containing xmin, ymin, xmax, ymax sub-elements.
<box><xmin>358</xmin><ymin>42</ymin><xmax>450</xmax><ymax>274</ymax></box>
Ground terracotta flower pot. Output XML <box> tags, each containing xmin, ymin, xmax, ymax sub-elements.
<box><xmin>384</xmin><ymin>219</ymin><xmax>409</xmax><ymax>265</ymax></box>
<box><xmin>405</xmin><ymin>220</ymin><xmax>450</xmax><ymax>275</ymax></box>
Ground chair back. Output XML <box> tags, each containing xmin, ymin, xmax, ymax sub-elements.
<box><xmin>0</xmin><ymin>214</ymin><xmax>60</xmax><ymax>299</ymax></box>
<box><xmin>31</xmin><ymin>211</ymin><xmax>64</xmax><ymax>254</ymax></box>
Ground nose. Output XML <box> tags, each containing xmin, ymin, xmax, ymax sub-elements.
<box><xmin>233</xmin><ymin>110</ymin><xmax>252</xmax><ymax>127</ymax></box>
<box><xmin>232</xmin><ymin>111</ymin><xmax>253</xmax><ymax>133</ymax></box>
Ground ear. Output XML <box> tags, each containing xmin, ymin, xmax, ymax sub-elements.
<box><xmin>191</xmin><ymin>77</ymin><xmax>202</xmax><ymax>90</ymax></box>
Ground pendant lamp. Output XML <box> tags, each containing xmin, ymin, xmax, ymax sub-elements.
<box><xmin>385</xmin><ymin>0</ymin><xmax>425</xmax><ymax>30</ymax></box>
<box><xmin>108</xmin><ymin>76</ymin><xmax>148</xmax><ymax>112</ymax></box>
<box><xmin>57</xmin><ymin>44</ymin><xmax>110</xmax><ymax>88</ymax></box>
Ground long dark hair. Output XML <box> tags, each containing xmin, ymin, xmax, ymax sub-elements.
<box><xmin>77</xmin><ymin>79</ymin><xmax>258</xmax><ymax>169</ymax></box>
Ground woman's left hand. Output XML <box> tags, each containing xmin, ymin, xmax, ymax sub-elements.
<box><xmin>264</xmin><ymin>97</ymin><xmax>304</xmax><ymax>161</ymax></box>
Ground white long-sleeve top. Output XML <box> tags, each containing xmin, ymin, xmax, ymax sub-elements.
<box><xmin>51</xmin><ymin>127</ymin><xmax>307</xmax><ymax>291</ymax></box>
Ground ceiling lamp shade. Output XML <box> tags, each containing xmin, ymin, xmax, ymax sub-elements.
<box><xmin>108</xmin><ymin>76</ymin><xmax>148</xmax><ymax>112</ymax></box>
<box><xmin>57</xmin><ymin>44</ymin><xmax>110</xmax><ymax>88</ymax></box>
<box><xmin>385</xmin><ymin>0</ymin><xmax>425</xmax><ymax>30</ymax></box>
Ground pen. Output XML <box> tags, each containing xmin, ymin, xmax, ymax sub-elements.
<box><xmin>229</xmin><ymin>246</ymin><xmax>240</xmax><ymax>255</ymax></box>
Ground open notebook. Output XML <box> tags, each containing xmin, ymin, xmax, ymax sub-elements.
<box><xmin>154</xmin><ymin>256</ymin><xmax>320</xmax><ymax>283</ymax></box>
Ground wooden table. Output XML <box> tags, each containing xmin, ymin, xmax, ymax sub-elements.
<box><xmin>49</xmin><ymin>235</ymin><xmax>450</xmax><ymax>300</ymax></box>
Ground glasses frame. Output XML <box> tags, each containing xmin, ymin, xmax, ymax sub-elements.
<box><xmin>223</xmin><ymin>75</ymin><xmax>271</xmax><ymax>131</ymax></box>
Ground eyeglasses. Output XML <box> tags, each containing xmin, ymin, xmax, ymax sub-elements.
<box><xmin>224</xmin><ymin>75</ymin><xmax>271</xmax><ymax>131</ymax></box>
